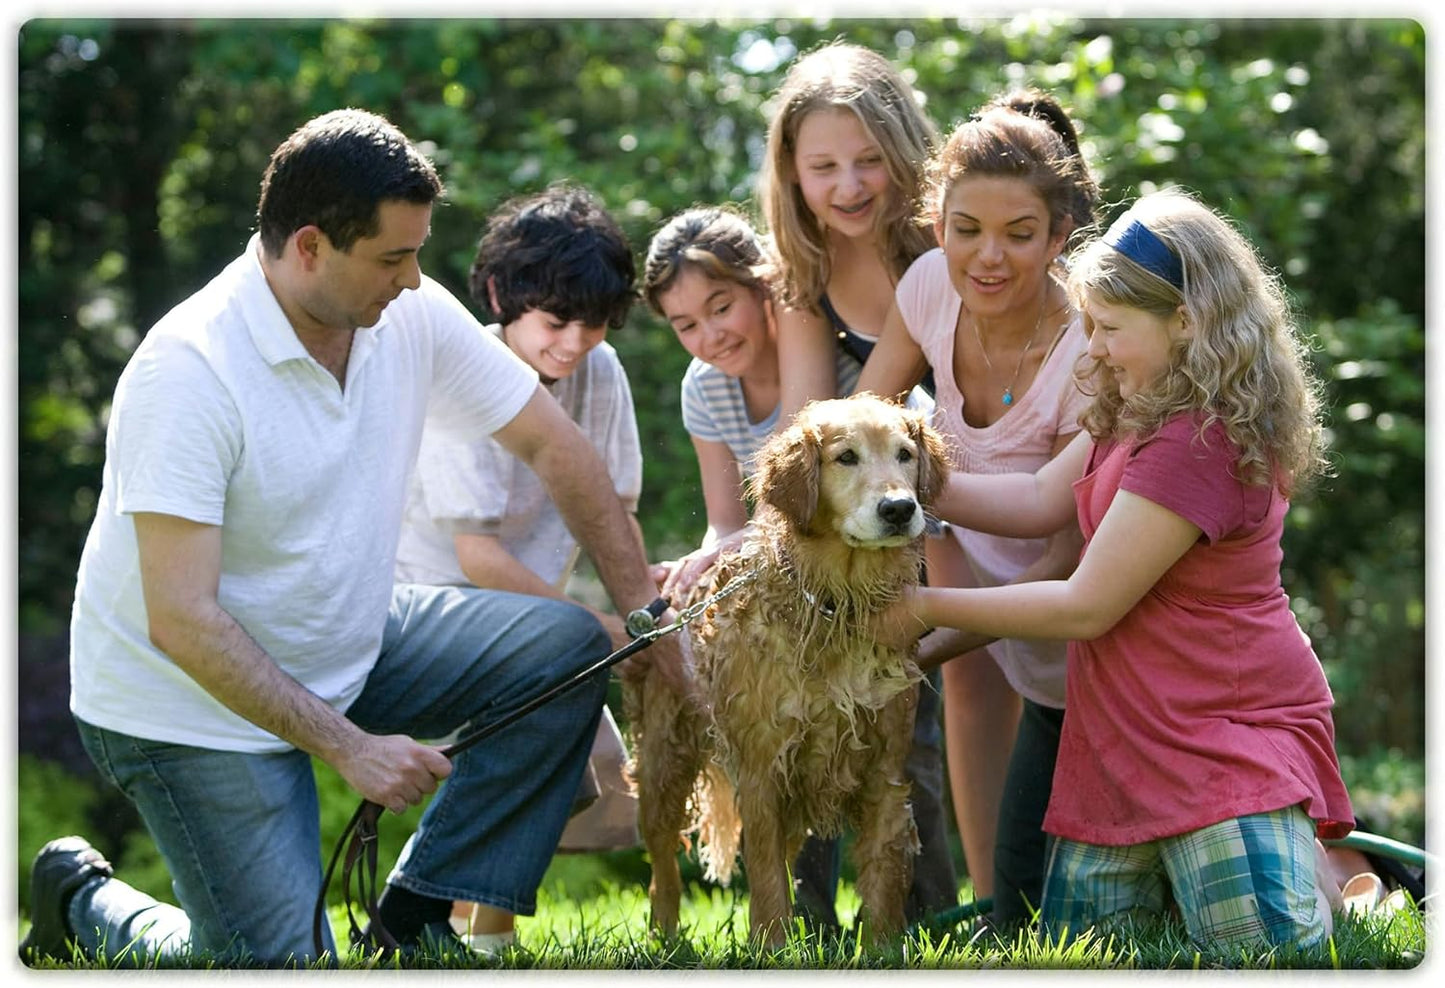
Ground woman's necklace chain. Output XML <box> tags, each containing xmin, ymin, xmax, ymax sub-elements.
<box><xmin>973</xmin><ymin>290</ymin><xmax>1049</xmax><ymax>408</ymax></box>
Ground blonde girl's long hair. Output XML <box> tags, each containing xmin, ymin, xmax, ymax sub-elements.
<box><xmin>1070</xmin><ymin>188</ymin><xmax>1329</xmax><ymax>496</ymax></box>
<box><xmin>758</xmin><ymin>41</ymin><xmax>938</xmax><ymax>310</ymax></box>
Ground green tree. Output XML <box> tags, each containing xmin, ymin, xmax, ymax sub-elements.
<box><xmin>16</xmin><ymin>15</ymin><xmax>1424</xmax><ymax>766</ymax></box>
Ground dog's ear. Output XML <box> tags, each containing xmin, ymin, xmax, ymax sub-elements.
<box><xmin>752</xmin><ymin>422</ymin><xmax>820</xmax><ymax>531</ymax></box>
<box><xmin>908</xmin><ymin>412</ymin><xmax>952</xmax><ymax>508</ymax></box>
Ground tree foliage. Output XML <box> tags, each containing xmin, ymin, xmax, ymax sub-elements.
<box><xmin>16</xmin><ymin>17</ymin><xmax>1424</xmax><ymax>761</ymax></box>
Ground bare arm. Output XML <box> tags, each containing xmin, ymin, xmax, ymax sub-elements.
<box><xmin>855</xmin><ymin>300</ymin><xmax>928</xmax><ymax>402</ymax></box>
<box><xmin>1006</xmin><ymin>430</ymin><xmax>1086</xmax><ymax>584</ymax></box>
<box><xmin>776</xmin><ymin>304</ymin><xmax>841</xmax><ymax>423</ymax></box>
<box><xmin>494</xmin><ymin>387</ymin><xmax>684</xmax><ymax>687</ymax></box>
<box><xmin>913</xmin><ymin>434</ymin><xmax>1084</xmax><ymax>670</ymax></box>
<box><xmin>914</xmin><ymin>627</ymin><xmax>995</xmax><ymax>672</ymax></box>
<box><xmin>907</xmin><ymin>490</ymin><xmax>1202</xmax><ymax>642</ymax></box>
<box><xmin>914</xmin><ymin>523</ymin><xmax>1081</xmax><ymax>672</ymax></box>
<box><xmin>932</xmin><ymin>431</ymin><xmax>1092</xmax><ymax>539</ymax></box>
<box><xmin>655</xmin><ymin>435</ymin><xmax>750</xmax><ymax>602</ymax></box>
<box><xmin>453</xmin><ymin>530</ymin><xmax>630</xmax><ymax>649</ymax></box>
<box><xmin>134</xmin><ymin>511</ymin><xmax>452</xmax><ymax>815</ymax></box>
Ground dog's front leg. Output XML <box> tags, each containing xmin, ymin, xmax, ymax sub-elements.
<box><xmin>737</xmin><ymin>774</ymin><xmax>791</xmax><ymax>947</ymax></box>
<box><xmin>850</xmin><ymin>777</ymin><xmax>917</xmax><ymax>942</ymax></box>
<box><xmin>849</xmin><ymin>694</ymin><xmax>919</xmax><ymax>942</ymax></box>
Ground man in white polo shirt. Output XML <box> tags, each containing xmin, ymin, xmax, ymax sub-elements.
<box><xmin>20</xmin><ymin>108</ymin><xmax>678</xmax><ymax>968</ymax></box>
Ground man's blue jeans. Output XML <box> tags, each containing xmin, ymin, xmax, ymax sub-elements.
<box><xmin>71</xmin><ymin>583</ymin><xmax>611</xmax><ymax>966</ymax></box>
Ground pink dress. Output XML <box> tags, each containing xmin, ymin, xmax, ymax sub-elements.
<box><xmin>1045</xmin><ymin>413</ymin><xmax>1355</xmax><ymax>845</ymax></box>
<box><xmin>897</xmin><ymin>248</ymin><xmax>1088</xmax><ymax>708</ymax></box>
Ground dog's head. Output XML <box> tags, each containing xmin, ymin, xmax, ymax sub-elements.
<box><xmin>750</xmin><ymin>392</ymin><xmax>951</xmax><ymax>547</ymax></box>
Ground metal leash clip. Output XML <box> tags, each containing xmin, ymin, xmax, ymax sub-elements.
<box><xmin>645</xmin><ymin>569</ymin><xmax>757</xmax><ymax>640</ymax></box>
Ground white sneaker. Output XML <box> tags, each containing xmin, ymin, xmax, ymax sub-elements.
<box><xmin>464</xmin><ymin>931</ymin><xmax>518</xmax><ymax>958</ymax></box>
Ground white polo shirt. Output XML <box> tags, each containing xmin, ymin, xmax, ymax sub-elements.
<box><xmin>69</xmin><ymin>237</ymin><xmax>538</xmax><ymax>752</ymax></box>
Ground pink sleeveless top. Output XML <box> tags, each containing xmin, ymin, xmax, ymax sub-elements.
<box><xmin>897</xmin><ymin>248</ymin><xmax>1088</xmax><ymax>708</ymax></box>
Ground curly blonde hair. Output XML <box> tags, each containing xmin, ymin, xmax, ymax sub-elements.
<box><xmin>1070</xmin><ymin>188</ymin><xmax>1328</xmax><ymax>495</ymax></box>
<box><xmin>758</xmin><ymin>41</ymin><xmax>937</xmax><ymax>311</ymax></box>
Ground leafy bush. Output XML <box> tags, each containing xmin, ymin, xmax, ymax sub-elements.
<box><xmin>1336</xmin><ymin>747</ymin><xmax>1426</xmax><ymax>849</ymax></box>
<box><xmin>16</xmin><ymin>756</ymin><xmax>96</xmax><ymax>915</ymax></box>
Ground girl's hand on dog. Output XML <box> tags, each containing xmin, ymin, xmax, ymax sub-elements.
<box><xmin>654</xmin><ymin>526</ymin><xmax>752</xmax><ymax>603</ymax></box>
<box><xmin>654</xmin><ymin>547</ymin><xmax>719</xmax><ymax>602</ymax></box>
<box><xmin>874</xmin><ymin>588</ymin><xmax>933</xmax><ymax>651</ymax></box>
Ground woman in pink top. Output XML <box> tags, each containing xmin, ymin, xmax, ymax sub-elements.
<box><xmin>891</xmin><ymin>188</ymin><xmax>1353</xmax><ymax>951</ymax></box>
<box><xmin>858</xmin><ymin>89</ymin><xmax>1100</xmax><ymax>930</ymax></box>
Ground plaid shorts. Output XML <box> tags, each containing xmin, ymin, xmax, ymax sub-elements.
<box><xmin>1040</xmin><ymin>806</ymin><xmax>1327</xmax><ymax>951</ymax></box>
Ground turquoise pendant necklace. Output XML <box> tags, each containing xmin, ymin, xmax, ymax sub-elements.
<box><xmin>973</xmin><ymin>291</ymin><xmax>1048</xmax><ymax>409</ymax></box>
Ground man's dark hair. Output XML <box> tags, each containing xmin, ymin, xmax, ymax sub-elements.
<box><xmin>256</xmin><ymin>108</ymin><xmax>444</xmax><ymax>258</ymax></box>
<box><xmin>469</xmin><ymin>185</ymin><xmax>636</xmax><ymax>330</ymax></box>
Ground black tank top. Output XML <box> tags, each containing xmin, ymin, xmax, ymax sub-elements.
<box><xmin>820</xmin><ymin>293</ymin><xmax>937</xmax><ymax>397</ymax></box>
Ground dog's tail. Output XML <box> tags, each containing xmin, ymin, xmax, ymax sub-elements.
<box><xmin>691</xmin><ymin>763</ymin><xmax>742</xmax><ymax>886</ymax></box>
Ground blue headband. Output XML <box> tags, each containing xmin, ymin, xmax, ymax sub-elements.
<box><xmin>1102</xmin><ymin>215</ymin><xmax>1184</xmax><ymax>290</ymax></box>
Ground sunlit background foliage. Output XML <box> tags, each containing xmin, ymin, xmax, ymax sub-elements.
<box><xmin>16</xmin><ymin>17</ymin><xmax>1425</xmax><ymax>907</ymax></box>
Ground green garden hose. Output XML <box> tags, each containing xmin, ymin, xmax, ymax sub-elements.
<box><xmin>1324</xmin><ymin>829</ymin><xmax>1433</xmax><ymax>871</ymax></box>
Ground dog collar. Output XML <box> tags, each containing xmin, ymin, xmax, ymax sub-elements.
<box><xmin>777</xmin><ymin>554</ymin><xmax>838</xmax><ymax>622</ymax></box>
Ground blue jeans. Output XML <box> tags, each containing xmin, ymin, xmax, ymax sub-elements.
<box><xmin>72</xmin><ymin>584</ymin><xmax>610</xmax><ymax>966</ymax></box>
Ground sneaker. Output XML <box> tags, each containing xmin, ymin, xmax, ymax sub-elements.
<box><xmin>19</xmin><ymin>836</ymin><xmax>114</xmax><ymax>963</ymax></box>
<box><xmin>463</xmin><ymin>929</ymin><xmax>517</xmax><ymax>959</ymax></box>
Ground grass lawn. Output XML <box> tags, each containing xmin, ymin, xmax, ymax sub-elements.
<box><xmin>17</xmin><ymin>750</ymin><xmax>1430</xmax><ymax>971</ymax></box>
<box><xmin>19</xmin><ymin>872</ymin><xmax>1429</xmax><ymax>971</ymax></box>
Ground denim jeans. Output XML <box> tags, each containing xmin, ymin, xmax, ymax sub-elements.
<box><xmin>72</xmin><ymin>583</ymin><xmax>610</xmax><ymax>966</ymax></box>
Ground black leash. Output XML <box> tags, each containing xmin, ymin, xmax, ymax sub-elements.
<box><xmin>313</xmin><ymin>597</ymin><xmax>671</xmax><ymax>958</ymax></box>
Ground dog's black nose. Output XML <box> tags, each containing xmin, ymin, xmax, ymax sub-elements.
<box><xmin>876</xmin><ymin>496</ymin><xmax>918</xmax><ymax>527</ymax></box>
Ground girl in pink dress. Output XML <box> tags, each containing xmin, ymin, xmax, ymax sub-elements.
<box><xmin>893</xmin><ymin>188</ymin><xmax>1353</xmax><ymax>951</ymax></box>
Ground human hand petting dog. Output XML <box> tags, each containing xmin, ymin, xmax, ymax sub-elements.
<box><xmin>874</xmin><ymin>590</ymin><xmax>1002</xmax><ymax>669</ymax></box>
<box><xmin>651</xmin><ymin>526</ymin><xmax>751</xmax><ymax>604</ymax></box>
<box><xmin>652</xmin><ymin>550</ymin><xmax>716</xmax><ymax>604</ymax></box>
<box><xmin>873</xmin><ymin>587</ymin><xmax>934</xmax><ymax>652</ymax></box>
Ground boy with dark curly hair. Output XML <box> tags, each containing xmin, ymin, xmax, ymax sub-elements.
<box><xmin>394</xmin><ymin>183</ymin><xmax>645</xmax><ymax>954</ymax></box>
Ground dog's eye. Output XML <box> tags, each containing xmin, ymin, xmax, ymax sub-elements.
<box><xmin>897</xmin><ymin>448</ymin><xmax>914</xmax><ymax>463</ymax></box>
<box><xmin>836</xmin><ymin>449</ymin><xmax>859</xmax><ymax>466</ymax></box>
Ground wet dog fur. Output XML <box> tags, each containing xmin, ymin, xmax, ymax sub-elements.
<box><xmin>624</xmin><ymin>393</ymin><xmax>952</xmax><ymax>945</ymax></box>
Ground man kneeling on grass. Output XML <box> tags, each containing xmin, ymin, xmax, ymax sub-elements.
<box><xmin>20</xmin><ymin>108</ymin><xmax>680</xmax><ymax>968</ymax></box>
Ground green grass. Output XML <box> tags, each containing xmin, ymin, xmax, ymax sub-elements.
<box><xmin>17</xmin><ymin>749</ymin><xmax>1430</xmax><ymax>970</ymax></box>
<box><xmin>20</xmin><ymin>876</ymin><xmax>1429</xmax><ymax>971</ymax></box>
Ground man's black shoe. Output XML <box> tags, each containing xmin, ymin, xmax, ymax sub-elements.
<box><xmin>19</xmin><ymin>836</ymin><xmax>114</xmax><ymax>964</ymax></box>
<box><xmin>352</xmin><ymin>919</ymin><xmax>472</xmax><ymax>962</ymax></box>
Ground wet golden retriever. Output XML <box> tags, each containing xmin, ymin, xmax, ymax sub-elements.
<box><xmin>624</xmin><ymin>393</ymin><xmax>951</xmax><ymax>946</ymax></box>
